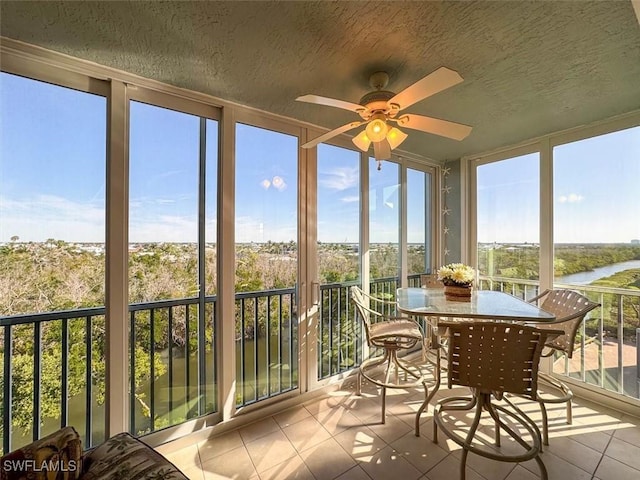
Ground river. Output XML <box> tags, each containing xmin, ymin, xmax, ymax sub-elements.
<box><xmin>556</xmin><ymin>259</ymin><xmax>640</xmax><ymax>285</ymax></box>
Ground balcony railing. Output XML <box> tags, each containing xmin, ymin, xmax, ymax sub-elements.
<box><xmin>479</xmin><ymin>275</ymin><xmax>640</xmax><ymax>400</ymax></box>
<box><xmin>235</xmin><ymin>288</ymin><xmax>297</xmax><ymax>407</ymax></box>
<box><xmin>317</xmin><ymin>274</ymin><xmax>422</xmax><ymax>380</ymax></box>
<box><xmin>14</xmin><ymin>272</ymin><xmax>631</xmax><ymax>455</ymax></box>
<box><xmin>0</xmin><ymin>288</ymin><xmax>297</xmax><ymax>454</ymax></box>
<box><xmin>1</xmin><ymin>307</ymin><xmax>107</xmax><ymax>454</ymax></box>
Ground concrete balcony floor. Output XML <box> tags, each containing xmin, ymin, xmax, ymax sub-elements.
<box><xmin>155</xmin><ymin>377</ymin><xmax>640</xmax><ymax>480</ymax></box>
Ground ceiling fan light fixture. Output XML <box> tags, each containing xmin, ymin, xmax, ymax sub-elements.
<box><xmin>386</xmin><ymin>127</ymin><xmax>408</xmax><ymax>150</ymax></box>
<box><xmin>365</xmin><ymin>114</ymin><xmax>388</xmax><ymax>142</ymax></box>
<box><xmin>352</xmin><ymin>130</ymin><xmax>371</xmax><ymax>151</ymax></box>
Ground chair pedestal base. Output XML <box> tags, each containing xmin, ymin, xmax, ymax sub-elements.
<box><xmin>537</xmin><ymin>371</ymin><xmax>574</xmax><ymax>445</ymax></box>
<box><xmin>357</xmin><ymin>346</ymin><xmax>429</xmax><ymax>424</ymax></box>
<box><xmin>433</xmin><ymin>392</ymin><xmax>547</xmax><ymax>480</ymax></box>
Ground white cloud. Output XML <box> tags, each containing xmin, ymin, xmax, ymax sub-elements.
<box><xmin>0</xmin><ymin>194</ymin><xmax>105</xmax><ymax>242</ymax></box>
<box><xmin>341</xmin><ymin>195</ymin><xmax>359</xmax><ymax>203</ymax></box>
<box><xmin>558</xmin><ymin>193</ymin><xmax>584</xmax><ymax>203</ymax></box>
<box><xmin>319</xmin><ymin>167</ymin><xmax>358</xmax><ymax>191</ymax></box>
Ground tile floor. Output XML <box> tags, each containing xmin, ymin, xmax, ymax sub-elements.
<box><xmin>156</xmin><ymin>378</ymin><xmax>640</xmax><ymax>480</ymax></box>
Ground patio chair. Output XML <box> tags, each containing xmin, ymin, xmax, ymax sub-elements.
<box><xmin>432</xmin><ymin>321</ymin><xmax>561</xmax><ymax>480</ymax></box>
<box><xmin>420</xmin><ymin>273</ymin><xmax>443</xmax><ymax>288</ymax></box>
<box><xmin>350</xmin><ymin>285</ymin><xmax>428</xmax><ymax>423</ymax></box>
<box><xmin>526</xmin><ymin>288</ymin><xmax>600</xmax><ymax>445</ymax></box>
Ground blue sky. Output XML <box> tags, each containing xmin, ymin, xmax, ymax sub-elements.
<box><xmin>477</xmin><ymin>127</ymin><xmax>640</xmax><ymax>244</ymax></box>
<box><xmin>1</xmin><ymin>72</ymin><xmax>638</xmax><ymax>245</ymax></box>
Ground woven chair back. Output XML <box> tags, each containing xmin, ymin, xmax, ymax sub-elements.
<box><xmin>443</xmin><ymin>321</ymin><xmax>552</xmax><ymax>398</ymax></box>
<box><xmin>420</xmin><ymin>274</ymin><xmax>443</xmax><ymax>288</ymax></box>
<box><xmin>351</xmin><ymin>286</ymin><xmax>377</xmax><ymax>346</ymax></box>
<box><xmin>531</xmin><ymin>289</ymin><xmax>600</xmax><ymax>358</ymax></box>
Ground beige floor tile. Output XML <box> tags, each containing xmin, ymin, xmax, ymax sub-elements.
<box><xmin>346</xmin><ymin>396</ymin><xmax>388</xmax><ymax>423</ymax></box>
<box><xmin>535</xmin><ymin>434</ymin><xmax>601</xmax><ymax>473</ymax></box>
<box><xmin>298</xmin><ymin>437</ymin><xmax>357</xmax><ymax>479</ymax></box>
<box><xmin>362</xmin><ymin>412</ymin><xmax>413</xmax><ymax>444</ymax></box>
<box><xmin>612</xmin><ymin>415</ymin><xmax>640</xmax><ymax>447</ymax></box>
<box><xmin>555</xmin><ymin>423</ymin><xmax>613</xmax><ymax>453</ymax></box>
<box><xmin>421</xmin><ymin>453</ymin><xmax>484</xmax><ymax>480</ymax></box>
<box><xmin>155</xmin><ymin>380</ymin><xmax>640</xmax><ymax>480</ymax></box>
<box><xmin>449</xmin><ymin>444</ymin><xmax>517</xmax><ymax>480</ymax></box>
<box><xmin>180</xmin><ymin>465</ymin><xmax>205</xmax><ymax>480</ymax></box>
<box><xmin>570</xmin><ymin>400</ymin><xmax>624</xmax><ymax>429</ymax></box>
<box><xmin>313</xmin><ymin>406</ymin><xmax>364</xmax><ymax>435</ymax></box>
<box><xmin>238</xmin><ymin>417</ymin><xmax>281</xmax><ymax>444</ymax></box>
<box><xmin>273</xmin><ymin>406</ymin><xmax>311</xmax><ymax>429</ymax></box>
<box><xmin>595</xmin><ymin>454</ymin><xmax>640</xmax><ymax>480</ymax></box>
<box><xmin>503</xmin><ymin>464</ymin><xmax>539</xmax><ymax>480</ymax></box>
<box><xmin>334</xmin><ymin>465</ymin><xmax>372</xmax><ymax>480</ymax></box>
<box><xmin>358</xmin><ymin>445</ymin><xmax>423</xmax><ymax>480</ymax></box>
<box><xmin>520</xmin><ymin>451</ymin><xmax>591</xmax><ymax>480</ymax></box>
<box><xmin>389</xmin><ymin>430</ymin><xmax>449</xmax><ymax>473</ymax></box>
<box><xmin>303</xmin><ymin>391</ymin><xmax>353</xmax><ymax>415</ymax></box>
<box><xmin>200</xmin><ymin>445</ymin><xmax>258</xmax><ymax>479</ymax></box>
<box><xmin>244</xmin><ymin>429</ymin><xmax>298</xmax><ymax>473</ymax></box>
<box><xmin>603</xmin><ymin>436</ymin><xmax>640</xmax><ymax>471</ymax></box>
<box><xmin>258</xmin><ymin>453</ymin><xmax>315</xmax><ymax>480</ymax></box>
<box><xmin>162</xmin><ymin>442</ymin><xmax>202</xmax><ymax>470</ymax></box>
<box><xmin>386</xmin><ymin>394</ymin><xmax>423</xmax><ymax>417</ymax></box>
<box><xmin>198</xmin><ymin>431</ymin><xmax>244</xmax><ymax>463</ymax></box>
<box><xmin>334</xmin><ymin>425</ymin><xmax>387</xmax><ymax>462</ymax></box>
<box><xmin>281</xmin><ymin>415</ymin><xmax>332</xmax><ymax>452</ymax></box>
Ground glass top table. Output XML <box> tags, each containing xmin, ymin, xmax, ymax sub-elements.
<box><xmin>396</xmin><ymin>287</ymin><xmax>555</xmax><ymax>437</ymax></box>
<box><xmin>396</xmin><ymin>287</ymin><xmax>556</xmax><ymax>322</ymax></box>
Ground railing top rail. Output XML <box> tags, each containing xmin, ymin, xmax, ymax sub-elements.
<box><xmin>478</xmin><ymin>275</ymin><xmax>540</xmax><ymax>287</ymax></box>
<box><xmin>370</xmin><ymin>276</ymin><xmax>400</xmax><ymax>283</ymax></box>
<box><xmin>234</xmin><ymin>287</ymin><xmax>295</xmax><ymax>300</ymax></box>
<box><xmin>0</xmin><ymin>306</ymin><xmax>107</xmax><ymax>326</ymax></box>
<box><xmin>1</xmin><ymin>295</ymin><xmax>222</xmax><ymax>325</ymax></box>
<box><xmin>478</xmin><ymin>275</ymin><xmax>640</xmax><ymax>297</ymax></box>
<box><xmin>320</xmin><ymin>280</ymin><xmax>360</xmax><ymax>290</ymax></box>
<box><xmin>553</xmin><ymin>282</ymin><xmax>640</xmax><ymax>297</ymax></box>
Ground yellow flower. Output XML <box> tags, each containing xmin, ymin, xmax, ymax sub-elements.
<box><xmin>437</xmin><ymin>263</ymin><xmax>475</xmax><ymax>286</ymax></box>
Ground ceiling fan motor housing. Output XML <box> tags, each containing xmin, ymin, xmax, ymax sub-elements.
<box><xmin>359</xmin><ymin>90</ymin><xmax>395</xmax><ymax>117</ymax></box>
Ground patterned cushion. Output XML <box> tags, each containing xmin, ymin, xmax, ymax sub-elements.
<box><xmin>0</xmin><ymin>426</ymin><xmax>82</xmax><ymax>480</ymax></box>
<box><xmin>81</xmin><ymin>433</ymin><xmax>187</xmax><ymax>480</ymax></box>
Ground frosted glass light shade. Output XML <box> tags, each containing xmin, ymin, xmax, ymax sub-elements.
<box><xmin>365</xmin><ymin>116</ymin><xmax>388</xmax><ymax>142</ymax></box>
<box><xmin>386</xmin><ymin>127</ymin><xmax>408</xmax><ymax>149</ymax></box>
<box><xmin>352</xmin><ymin>130</ymin><xmax>371</xmax><ymax>151</ymax></box>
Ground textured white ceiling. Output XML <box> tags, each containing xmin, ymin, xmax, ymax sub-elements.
<box><xmin>2</xmin><ymin>1</ymin><xmax>639</xmax><ymax>161</ymax></box>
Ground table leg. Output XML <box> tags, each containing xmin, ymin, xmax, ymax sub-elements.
<box><xmin>415</xmin><ymin>343</ymin><xmax>441</xmax><ymax>436</ymax></box>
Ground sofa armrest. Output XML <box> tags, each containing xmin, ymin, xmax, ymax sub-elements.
<box><xmin>81</xmin><ymin>432</ymin><xmax>188</xmax><ymax>480</ymax></box>
<box><xmin>0</xmin><ymin>426</ymin><xmax>82</xmax><ymax>480</ymax></box>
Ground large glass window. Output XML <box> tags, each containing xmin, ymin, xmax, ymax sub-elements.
<box><xmin>553</xmin><ymin>126</ymin><xmax>640</xmax><ymax>397</ymax></box>
<box><xmin>317</xmin><ymin>144</ymin><xmax>360</xmax><ymax>283</ymax></box>
<box><xmin>369</xmin><ymin>159</ymin><xmax>400</xmax><ymax>297</ymax></box>
<box><xmin>0</xmin><ymin>72</ymin><xmax>107</xmax><ymax>450</ymax></box>
<box><xmin>407</xmin><ymin>168</ymin><xmax>432</xmax><ymax>282</ymax></box>
<box><xmin>235</xmin><ymin>123</ymin><xmax>298</xmax><ymax>406</ymax></box>
<box><xmin>128</xmin><ymin>101</ymin><xmax>218</xmax><ymax>434</ymax></box>
<box><xmin>317</xmin><ymin>144</ymin><xmax>361</xmax><ymax>378</ymax></box>
<box><xmin>476</xmin><ymin>153</ymin><xmax>540</xmax><ymax>288</ymax></box>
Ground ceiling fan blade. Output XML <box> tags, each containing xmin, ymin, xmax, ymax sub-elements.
<box><xmin>388</xmin><ymin>67</ymin><xmax>464</xmax><ymax>111</ymax></box>
<box><xmin>301</xmin><ymin>121</ymin><xmax>364</xmax><ymax>149</ymax></box>
<box><xmin>296</xmin><ymin>94</ymin><xmax>367</xmax><ymax>113</ymax></box>
<box><xmin>396</xmin><ymin>114</ymin><xmax>472</xmax><ymax>141</ymax></box>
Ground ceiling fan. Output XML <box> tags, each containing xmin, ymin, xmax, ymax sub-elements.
<box><xmin>297</xmin><ymin>67</ymin><xmax>472</xmax><ymax>169</ymax></box>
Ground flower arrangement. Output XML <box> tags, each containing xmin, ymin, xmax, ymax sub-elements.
<box><xmin>437</xmin><ymin>263</ymin><xmax>476</xmax><ymax>287</ymax></box>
